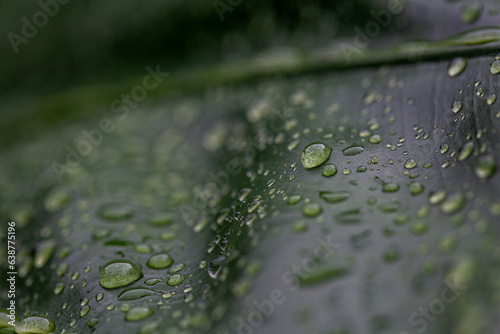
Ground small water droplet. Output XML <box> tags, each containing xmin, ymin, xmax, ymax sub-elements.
<box><xmin>447</xmin><ymin>57</ymin><xmax>467</xmax><ymax>77</ymax></box>
<box><xmin>408</xmin><ymin>182</ymin><xmax>424</xmax><ymax>195</ymax></box>
<box><xmin>98</xmin><ymin>203</ymin><xmax>134</xmax><ymax>221</ymax></box>
<box><xmin>147</xmin><ymin>253</ymin><xmax>173</xmax><ymax>269</ymax></box>
<box><xmin>441</xmin><ymin>193</ymin><xmax>466</xmax><ymax>214</ymax></box>
<box><xmin>457</xmin><ymin>142</ymin><xmax>474</xmax><ymax>161</ymax></box>
<box><xmin>491</xmin><ymin>60</ymin><xmax>500</xmax><ymax>74</ymax></box>
<box><xmin>382</xmin><ymin>182</ymin><xmax>400</xmax><ymax>193</ymax></box>
<box><xmin>167</xmin><ymin>274</ymin><xmax>185</xmax><ymax>286</ymax></box>
<box><xmin>79</xmin><ymin>305</ymin><xmax>90</xmax><ymax>317</ymax></box>
<box><xmin>287</xmin><ymin>195</ymin><xmax>302</xmax><ymax>205</ymax></box>
<box><xmin>319</xmin><ymin>191</ymin><xmax>351</xmax><ymax>204</ymax></box>
<box><xmin>34</xmin><ymin>240</ymin><xmax>56</xmax><ymax>269</ymax></box>
<box><xmin>119</xmin><ymin>288</ymin><xmax>157</xmax><ymax>301</ymax></box>
<box><xmin>404</xmin><ymin>158</ymin><xmax>417</xmax><ymax>169</ymax></box>
<box><xmin>451</xmin><ymin>101</ymin><xmax>463</xmax><ymax>113</ymax></box>
<box><xmin>125</xmin><ymin>307</ymin><xmax>154</xmax><ymax>322</ymax></box>
<box><xmin>321</xmin><ymin>164</ymin><xmax>337</xmax><ymax>177</ymax></box>
<box><xmin>302</xmin><ymin>203</ymin><xmax>323</xmax><ymax>217</ymax></box>
<box><xmin>429</xmin><ymin>190</ymin><xmax>447</xmax><ymax>205</ymax></box>
<box><xmin>460</xmin><ymin>2</ymin><xmax>482</xmax><ymax>23</ymax></box>
<box><xmin>342</xmin><ymin>146</ymin><xmax>364</xmax><ymax>156</ymax></box>
<box><xmin>369</xmin><ymin>135</ymin><xmax>381</xmax><ymax>144</ymax></box>
<box><xmin>410</xmin><ymin>222</ymin><xmax>428</xmax><ymax>235</ymax></box>
<box><xmin>475</xmin><ymin>155</ymin><xmax>496</xmax><ymax>179</ymax></box>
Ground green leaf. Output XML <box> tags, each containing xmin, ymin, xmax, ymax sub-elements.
<box><xmin>1</xmin><ymin>1</ymin><xmax>500</xmax><ymax>334</ymax></box>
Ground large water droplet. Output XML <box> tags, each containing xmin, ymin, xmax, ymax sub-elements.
<box><xmin>301</xmin><ymin>143</ymin><xmax>332</xmax><ymax>169</ymax></box>
<box><xmin>447</xmin><ymin>57</ymin><xmax>467</xmax><ymax>77</ymax></box>
<box><xmin>99</xmin><ymin>260</ymin><xmax>143</xmax><ymax>289</ymax></box>
<box><xmin>15</xmin><ymin>315</ymin><xmax>54</xmax><ymax>334</ymax></box>
<box><xmin>146</xmin><ymin>253</ymin><xmax>173</xmax><ymax>269</ymax></box>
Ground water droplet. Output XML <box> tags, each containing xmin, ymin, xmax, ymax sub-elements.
<box><xmin>357</xmin><ymin>166</ymin><xmax>367</xmax><ymax>172</ymax></box>
<box><xmin>96</xmin><ymin>293</ymin><xmax>104</xmax><ymax>301</ymax></box>
<box><xmin>92</xmin><ymin>227</ymin><xmax>111</xmax><ymax>241</ymax></box>
<box><xmin>301</xmin><ymin>143</ymin><xmax>332</xmax><ymax>169</ymax></box>
<box><xmin>302</xmin><ymin>203</ymin><xmax>323</xmax><ymax>218</ymax></box>
<box><xmin>451</xmin><ymin>101</ymin><xmax>463</xmax><ymax>113</ymax></box>
<box><xmin>342</xmin><ymin>146</ymin><xmax>364</xmax><ymax>156</ymax></box>
<box><xmin>53</xmin><ymin>282</ymin><xmax>65</xmax><ymax>295</ymax></box>
<box><xmin>43</xmin><ymin>188</ymin><xmax>70</xmax><ymax>212</ymax></box>
<box><xmin>410</xmin><ymin>222</ymin><xmax>428</xmax><ymax>235</ymax></box>
<box><xmin>404</xmin><ymin>158</ymin><xmax>417</xmax><ymax>169</ymax></box>
<box><xmin>298</xmin><ymin>262</ymin><xmax>349</xmax><ymax>286</ymax></box>
<box><xmin>382</xmin><ymin>182</ymin><xmax>400</xmax><ymax>193</ymax></box>
<box><xmin>119</xmin><ymin>288</ymin><xmax>157</xmax><ymax>301</ymax></box>
<box><xmin>408</xmin><ymin>182</ymin><xmax>424</xmax><ymax>195</ymax></box>
<box><xmin>292</xmin><ymin>220</ymin><xmax>308</xmax><ymax>233</ymax></box>
<box><xmin>98</xmin><ymin>203</ymin><xmax>133</xmax><ymax>221</ymax></box>
<box><xmin>441</xmin><ymin>193</ymin><xmax>465</xmax><ymax>214</ymax></box>
<box><xmin>15</xmin><ymin>316</ymin><xmax>54</xmax><ymax>334</ymax></box>
<box><xmin>125</xmin><ymin>307</ymin><xmax>154</xmax><ymax>322</ymax></box>
<box><xmin>99</xmin><ymin>260</ymin><xmax>143</xmax><ymax>289</ymax></box>
<box><xmin>487</xmin><ymin>94</ymin><xmax>497</xmax><ymax>105</ymax></box>
<box><xmin>369</xmin><ymin>135</ymin><xmax>381</xmax><ymax>144</ymax></box>
<box><xmin>147</xmin><ymin>253</ymin><xmax>173</xmax><ymax>269</ymax></box>
<box><xmin>169</xmin><ymin>262</ymin><xmax>186</xmax><ymax>273</ymax></box>
<box><xmin>319</xmin><ymin>191</ymin><xmax>351</xmax><ymax>204</ymax></box>
<box><xmin>87</xmin><ymin>318</ymin><xmax>99</xmax><ymax>328</ymax></box>
<box><xmin>33</xmin><ymin>240</ymin><xmax>55</xmax><ymax>271</ymax></box>
<box><xmin>460</xmin><ymin>2</ymin><xmax>482</xmax><ymax>23</ymax></box>
<box><xmin>335</xmin><ymin>208</ymin><xmax>362</xmax><ymax>224</ymax></box>
<box><xmin>321</xmin><ymin>164</ymin><xmax>337</xmax><ymax>177</ymax></box>
<box><xmin>491</xmin><ymin>60</ymin><xmax>500</xmax><ymax>74</ymax></box>
<box><xmin>149</xmin><ymin>213</ymin><xmax>173</xmax><ymax>227</ymax></box>
<box><xmin>145</xmin><ymin>278</ymin><xmax>162</xmax><ymax>286</ymax></box>
<box><xmin>429</xmin><ymin>190</ymin><xmax>447</xmax><ymax>205</ymax></box>
<box><xmin>457</xmin><ymin>142</ymin><xmax>474</xmax><ymax>161</ymax></box>
<box><xmin>447</xmin><ymin>57</ymin><xmax>467</xmax><ymax>77</ymax></box>
<box><xmin>287</xmin><ymin>195</ymin><xmax>302</xmax><ymax>205</ymax></box>
<box><xmin>167</xmin><ymin>274</ymin><xmax>185</xmax><ymax>286</ymax></box>
<box><xmin>79</xmin><ymin>305</ymin><xmax>90</xmax><ymax>317</ymax></box>
<box><xmin>475</xmin><ymin>155</ymin><xmax>496</xmax><ymax>179</ymax></box>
